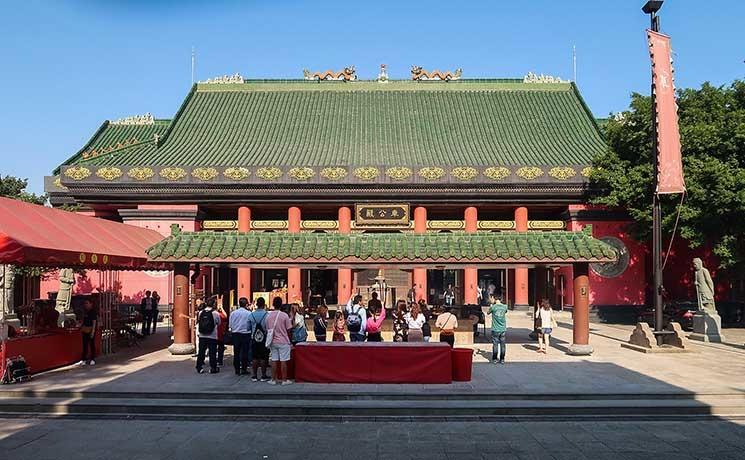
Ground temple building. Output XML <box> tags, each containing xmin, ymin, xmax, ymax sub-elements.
<box><xmin>44</xmin><ymin>66</ymin><xmax>652</xmax><ymax>353</ymax></box>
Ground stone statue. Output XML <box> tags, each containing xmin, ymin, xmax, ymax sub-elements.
<box><xmin>693</xmin><ymin>258</ymin><xmax>716</xmax><ymax>314</ymax></box>
<box><xmin>0</xmin><ymin>264</ymin><xmax>15</xmax><ymax>319</ymax></box>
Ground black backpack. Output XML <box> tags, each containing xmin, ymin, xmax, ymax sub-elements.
<box><xmin>347</xmin><ymin>306</ymin><xmax>362</xmax><ymax>333</ymax></box>
<box><xmin>253</xmin><ymin>311</ymin><xmax>267</xmax><ymax>344</ymax></box>
<box><xmin>198</xmin><ymin>309</ymin><xmax>216</xmax><ymax>335</ymax></box>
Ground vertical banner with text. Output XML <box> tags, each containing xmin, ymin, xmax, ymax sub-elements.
<box><xmin>648</xmin><ymin>29</ymin><xmax>685</xmax><ymax>194</ymax></box>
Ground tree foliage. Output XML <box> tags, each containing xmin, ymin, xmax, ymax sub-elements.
<box><xmin>0</xmin><ymin>174</ymin><xmax>46</xmax><ymax>205</ymax></box>
<box><xmin>591</xmin><ymin>80</ymin><xmax>745</xmax><ymax>270</ymax></box>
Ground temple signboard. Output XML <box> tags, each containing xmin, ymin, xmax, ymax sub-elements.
<box><xmin>355</xmin><ymin>203</ymin><xmax>410</xmax><ymax>227</ymax></box>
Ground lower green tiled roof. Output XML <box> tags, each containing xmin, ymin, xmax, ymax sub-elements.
<box><xmin>147</xmin><ymin>228</ymin><xmax>617</xmax><ymax>264</ymax></box>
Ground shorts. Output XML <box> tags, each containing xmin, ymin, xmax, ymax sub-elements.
<box><xmin>252</xmin><ymin>342</ymin><xmax>270</xmax><ymax>361</ymax></box>
<box><xmin>269</xmin><ymin>343</ymin><xmax>291</xmax><ymax>362</ymax></box>
<box><xmin>542</xmin><ymin>328</ymin><xmax>553</xmax><ymax>335</ymax></box>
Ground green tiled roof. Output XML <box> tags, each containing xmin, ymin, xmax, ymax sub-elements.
<box><xmin>147</xmin><ymin>228</ymin><xmax>617</xmax><ymax>264</ymax></box>
<box><xmin>60</xmin><ymin>79</ymin><xmax>604</xmax><ymax>169</ymax></box>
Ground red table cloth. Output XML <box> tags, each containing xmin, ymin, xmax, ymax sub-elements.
<box><xmin>294</xmin><ymin>342</ymin><xmax>452</xmax><ymax>384</ymax></box>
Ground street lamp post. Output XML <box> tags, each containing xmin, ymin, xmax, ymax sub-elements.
<box><xmin>643</xmin><ymin>0</ymin><xmax>665</xmax><ymax>344</ymax></box>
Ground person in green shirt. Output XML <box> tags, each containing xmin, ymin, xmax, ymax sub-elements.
<box><xmin>489</xmin><ymin>295</ymin><xmax>508</xmax><ymax>364</ymax></box>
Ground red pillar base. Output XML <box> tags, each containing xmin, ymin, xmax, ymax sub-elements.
<box><xmin>569</xmin><ymin>262</ymin><xmax>592</xmax><ymax>356</ymax></box>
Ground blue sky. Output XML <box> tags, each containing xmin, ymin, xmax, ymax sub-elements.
<box><xmin>1</xmin><ymin>0</ymin><xmax>743</xmax><ymax>194</ymax></box>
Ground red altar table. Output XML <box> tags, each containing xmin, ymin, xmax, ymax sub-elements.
<box><xmin>1</xmin><ymin>329</ymin><xmax>102</xmax><ymax>377</ymax></box>
<box><xmin>294</xmin><ymin>342</ymin><xmax>452</xmax><ymax>384</ymax></box>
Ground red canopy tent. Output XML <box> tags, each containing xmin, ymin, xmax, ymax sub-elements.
<box><xmin>0</xmin><ymin>197</ymin><xmax>163</xmax><ymax>269</ymax></box>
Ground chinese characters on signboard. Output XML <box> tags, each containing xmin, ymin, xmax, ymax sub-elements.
<box><xmin>355</xmin><ymin>204</ymin><xmax>410</xmax><ymax>227</ymax></box>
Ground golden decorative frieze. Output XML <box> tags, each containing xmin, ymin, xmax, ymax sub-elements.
<box><xmin>301</xmin><ymin>220</ymin><xmax>338</xmax><ymax>231</ymax></box>
<box><xmin>159</xmin><ymin>167</ymin><xmax>187</xmax><ymax>181</ymax></box>
<box><xmin>581</xmin><ymin>166</ymin><xmax>594</xmax><ymax>178</ymax></box>
<box><xmin>63</xmin><ymin>166</ymin><xmax>92</xmax><ymax>181</ymax></box>
<box><xmin>53</xmin><ymin>177</ymin><xmax>67</xmax><ymax>190</ymax></box>
<box><xmin>418</xmin><ymin>166</ymin><xmax>445</xmax><ymax>181</ymax></box>
<box><xmin>252</xmin><ymin>220</ymin><xmax>288</xmax><ymax>230</ymax></box>
<box><xmin>128</xmin><ymin>167</ymin><xmax>155</xmax><ymax>181</ymax></box>
<box><xmin>289</xmin><ymin>167</ymin><xmax>315</xmax><ymax>181</ymax></box>
<box><xmin>478</xmin><ymin>221</ymin><xmax>515</xmax><ymax>230</ymax></box>
<box><xmin>516</xmin><ymin>166</ymin><xmax>544</xmax><ymax>180</ymax></box>
<box><xmin>451</xmin><ymin>166</ymin><xmax>479</xmax><ymax>181</ymax></box>
<box><xmin>428</xmin><ymin>220</ymin><xmax>465</xmax><ymax>230</ymax></box>
<box><xmin>192</xmin><ymin>167</ymin><xmax>219</xmax><ymax>181</ymax></box>
<box><xmin>353</xmin><ymin>167</ymin><xmax>380</xmax><ymax>181</ymax></box>
<box><xmin>385</xmin><ymin>167</ymin><xmax>413</xmax><ymax>181</ymax></box>
<box><xmin>548</xmin><ymin>166</ymin><xmax>577</xmax><ymax>181</ymax></box>
<box><xmin>202</xmin><ymin>220</ymin><xmax>238</xmax><ymax>230</ymax></box>
<box><xmin>528</xmin><ymin>220</ymin><xmax>566</xmax><ymax>230</ymax></box>
<box><xmin>95</xmin><ymin>167</ymin><xmax>123</xmax><ymax>181</ymax></box>
<box><xmin>320</xmin><ymin>167</ymin><xmax>348</xmax><ymax>181</ymax></box>
<box><xmin>484</xmin><ymin>167</ymin><xmax>511</xmax><ymax>181</ymax></box>
<box><xmin>256</xmin><ymin>167</ymin><xmax>283</xmax><ymax>181</ymax></box>
<box><xmin>223</xmin><ymin>167</ymin><xmax>251</xmax><ymax>181</ymax></box>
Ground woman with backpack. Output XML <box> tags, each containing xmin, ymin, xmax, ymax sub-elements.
<box><xmin>290</xmin><ymin>303</ymin><xmax>308</xmax><ymax>345</ymax></box>
<box><xmin>249</xmin><ymin>297</ymin><xmax>270</xmax><ymax>382</ymax></box>
<box><xmin>332</xmin><ymin>309</ymin><xmax>346</xmax><ymax>342</ymax></box>
<box><xmin>392</xmin><ymin>300</ymin><xmax>408</xmax><ymax>343</ymax></box>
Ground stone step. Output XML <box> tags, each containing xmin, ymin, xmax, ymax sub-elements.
<box><xmin>1</xmin><ymin>395</ymin><xmax>744</xmax><ymax>421</ymax></box>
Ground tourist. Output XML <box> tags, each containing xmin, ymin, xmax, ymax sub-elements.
<box><xmin>249</xmin><ymin>297</ymin><xmax>270</xmax><ymax>382</ymax></box>
<box><xmin>77</xmin><ymin>299</ymin><xmax>97</xmax><ymax>366</ymax></box>
<box><xmin>266</xmin><ymin>297</ymin><xmax>293</xmax><ymax>385</ymax></box>
<box><xmin>150</xmin><ymin>291</ymin><xmax>160</xmax><ymax>335</ymax></box>
<box><xmin>291</xmin><ymin>303</ymin><xmax>308</xmax><ymax>345</ymax></box>
<box><xmin>195</xmin><ymin>296</ymin><xmax>220</xmax><ymax>374</ymax></box>
<box><xmin>313</xmin><ymin>304</ymin><xmax>328</xmax><ymax>341</ymax></box>
<box><xmin>140</xmin><ymin>290</ymin><xmax>153</xmax><ymax>336</ymax></box>
<box><xmin>444</xmin><ymin>284</ymin><xmax>455</xmax><ymax>307</ymax></box>
<box><xmin>368</xmin><ymin>291</ymin><xmax>382</xmax><ymax>315</ymax></box>
<box><xmin>405</xmin><ymin>302</ymin><xmax>426</xmax><ymax>342</ymax></box>
<box><xmin>366</xmin><ymin>302</ymin><xmax>386</xmax><ymax>342</ymax></box>
<box><xmin>392</xmin><ymin>300</ymin><xmax>408</xmax><ymax>342</ymax></box>
<box><xmin>435</xmin><ymin>305</ymin><xmax>458</xmax><ymax>347</ymax></box>
<box><xmin>419</xmin><ymin>299</ymin><xmax>432</xmax><ymax>342</ymax></box>
<box><xmin>536</xmin><ymin>299</ymin><xmax>557</xmax><ymax>354</ymax></box>
<box><xmin>489</xmin><ymin>295</ymin><xmax>508</xmax><ymax>364</ymax></box>
<box><xmin>407</xmin><ymin>284</ymin><xmax>417</xmax><ymax>304</ymax></box>
<box><xmin>229</xmin><ymin>297</ymin><xmax>252</xmax><ymax>375</ymax></box>
<box><xmin>332</xmin><ymin>309</ymin><xmax>346</xmax><ymax>341</ymax></box>
<box><xmin>215</xmin><ymin>302</ymin><xmax>228</xmax><ymax>366</ymax></box>
<box><xmin>345</xmin><ymin>294</ymin><xmax>367</xmax><ymax>342</ymax></box>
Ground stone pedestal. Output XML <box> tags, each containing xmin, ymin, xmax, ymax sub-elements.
<box><xmin>690</xmin><ymin>311</ymin><xmax>725</xmax><ymax>343</ymax></box>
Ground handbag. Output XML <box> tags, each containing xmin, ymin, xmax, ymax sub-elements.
<box><xmin>81</xmin><ymin>326</ymin><xmax>93</xmax><ymax>334</ymax></box>
<box><xmin>264</xmin><ymin>312</ymin><xmax>281</xmax><ymax>347</ymax></box>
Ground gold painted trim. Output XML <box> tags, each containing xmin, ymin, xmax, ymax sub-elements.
<box><xmin>385</xmin><ymin>166</ymin><xmax>413</xmax><ymax>181</ymax></box>
<box><xmin>95</xmin><ymin>167</ymin><xmax>123</xmax><ymax>181</ymax></box>
<box><xmin>159</xmin><ymin>167</ymin><xmax>187</xmax><ymax>181</ymax></box>
<box><xmin>451</xmin><ymin>166</ymin><xmax>479</xmax><ymax>181</ymax></box>
<box><xmin>478</xmin><ymin>221</ymin><xmax>516</xmax><ymax>230</ymax></box>
<box><xmin>252</xmin><ymin>220</ymin><xmax>288</xmax><ymax>230</ymax></box>
<box><xmin>301</xmin><ymin>220</ymin><xmax>338</xmax><ymax>230</ymax></box>
<box><xmin>581</xmin><ymin>166</ymin><xmax>593</xmax><ymax>178</ymax></box>
<box><xmin>128</xmin><ymin>167</ymin><xmax>155</xmax><ymax>181</ymax></box>
<box><xmin>516</xmin><ymin>166</ymin><xmax>544</xmax><ymax>180</ymax></box>
<box><xmin>202</xmin><ymin>220</ymin><xmax>238</xmax><ymax>230</ymax></box>
<box><xmin>428</xmin><ymin>220</ymin><xmax>465</xmax><ymax>230</ymax></box>
<box><xmin>223</xmin><ymin>167</ymin><xmax>251</xmax><ymax>180</ymax></box>
<box><xmin>192</xmin><ymin>167</ymin><xmax>219</xmax><ymax>181</ymax></box>
<box><xmin>483</xmin><ymin>167</ymin><xmax>511</xmax><ymax>181</ymax></box>
<box><xmin>528</xmin><ymin>220</ymin><xmax>566</xmax><ymax>230</ymax></box>
<box><xmin>548</xmin><ymin>166</ymin><xmax>576</xmax><ymax>181</ymax></box>
<box><xmin>288</xmin><ymin>167</ymin><xmax>315</xmax><ymax>181</ymax></box>
<box><xmin>353</xmin><ymin>167</ymin><xmax>380</xmax><ymax>181</ymax></box>
<box><xmin>256</xmin><ymin>167</ymin><xmax>283</xmax><ymax>181</ymax></box>
<box><xmin>320</xmin><ymin>167</ymin><xmax>348</xmax><ymax>181</ymax></box>
<box><xmin>418</xmin><ymin>166</ymin><xmax>445</xmax><ymax>181</ymax></box>
<box><xmin>64</xmin><ymin>166</ymin><xmax>92</xmax><ymax>181</ymax></box>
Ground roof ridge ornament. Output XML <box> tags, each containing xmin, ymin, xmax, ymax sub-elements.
<box><xmin>199</xmin><ymin>73</ymin><xmax>244</xmax><ymax>84</ymax></box>
<box><xmin>110</xmin><ymin>113</ymin><xmax>154</xmax><ymax>126</ymax></box>
<box><xmin>523</xmin><ymin>72</ymin><xmax>569</xmax><ymax>84</ymax></box>
<box><xmin>377</xmin><ymin>64</ymin><xmax>389</xmax><ymax>83</ymax></box>
<box><xmin>411</xmin><ymin>66</ymin><xmax>462</xmax><ymax>81</ymax></box>
<box><xmin>303</xmin><ymin>66</ymin><xmax>357</xmax><ymax>81</ymax></box>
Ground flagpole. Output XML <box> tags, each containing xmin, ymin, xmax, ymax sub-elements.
<box><xmin>643</xmin><ymin>1</ymin><xmax>665</xmax><ymax>344</ymax></box>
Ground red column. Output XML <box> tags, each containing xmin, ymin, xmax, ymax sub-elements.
<box><xmin>514</xmin><ymin>207</ymin><xmax>529</xmax><ymax>308</ymax></box>
<box><xmin>413</xmin><ymin>206</ymin><xmax>427</xmax><ymax>303</ymax></box>
<box><xmin>168</xmin><ymin>263</ymin><xmax>194</xmax><ymax>355</ymax></box>
<box><xmin>464</xmin><ymin>206</ymin><xmax>479</xmax><ymax>305</ymax></box>
<box><xmin>569</xmin><ymin>262</ymin><xmax>593</xmax><ymax>355</ymax></box>
<box><xmin>237</xmin><ymin>206</ymin><xmax>251</xmax><ymax>302</ymax></box>
<box><xmin>287</xmin><ymin>207</ymin><xmax>302</xmax><ymax>303</ymax></box>
<box><xmin>337</xmin><ymin>206</ymin><xmax>352</xmax><ymax>304</ymax></box>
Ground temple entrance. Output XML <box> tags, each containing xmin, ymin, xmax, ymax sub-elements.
<box><xmin>477</xmin><ymin>269</ymin><xmax>506</xmax><ymax>306</ymax></box>
<box><xmin>428</xmin><ymin>269</ymin><xmax>460</xmax><ymax>306</ymax></box>
<box><xmin>306</xmin><ymin>269</ymin><xmax>338</xmax><ymax>306</ymax></box>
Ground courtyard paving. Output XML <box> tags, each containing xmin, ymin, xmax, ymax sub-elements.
<box><xmin>2</xmin><ymin>312</ymin><xmax>744</xmax><ymax>397</ymax></box>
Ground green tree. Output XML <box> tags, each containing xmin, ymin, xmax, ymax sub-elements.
<box><xmin>0</xmin><ymin>174</ymin><xmax>46</xmax><ymax>205</ymax></box>
<box><xmin>591</xmin><ymin>80</ymin><xmax>745</xmax><ymax>271</ymax></box>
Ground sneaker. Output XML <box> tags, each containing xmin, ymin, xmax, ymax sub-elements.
<box><xmin>267</xmin><ymin>380</ymin><xmax>278</xmax><ymax>385</ymax></box>
<box><xmin>196</xmin><ymin>368</ymin><xmax>205</xmax><ymax>374</ymax></box>
<box><xmin>88</xmin><ymin>360</ymin><xmax>95</xmax><ymax>366</ymax></box>
<box><xmin>76</xmin><ymin>360</ymin><xmax>86</xmax><ymax>366</ymax></box>
<box><xmin>251</xmin><ymin>377</ymin><xmax>258</xmax><ymax>382</ymax></box>
<box><xmin>260</xmin><ymin>376</ymin><xmax>270</xmax><ymax>382</ymax></box>
<box><xmin>281</xmin><ymin>380</ymin><xmax>293</xmax><ymax>386</ymax></box>
<box><xmin>499</xmin><ymin>360</ymin><xmax>505</xmax><ymax>365</ymax></box>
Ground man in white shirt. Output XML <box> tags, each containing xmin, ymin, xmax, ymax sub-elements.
<box><xmin>345</xmin><ymin>295</ymin><xmax>367</xmax><ymax>342</ymax></box>
<box><xmin>196</xmin><ymin>297</ymin><xmax>221</xmax><ymax>374</ymax></box>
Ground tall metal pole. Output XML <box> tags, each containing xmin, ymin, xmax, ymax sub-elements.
<box><xmin>646</xmin><ymin>3</ymin><xmax>664</xmax><ymax>343</ymax></box>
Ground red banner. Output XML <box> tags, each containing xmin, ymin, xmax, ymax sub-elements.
<box><xmin>648</xmin><ymin>30</ymin><xmax>685</xmax><ymax>194</ymax></box>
